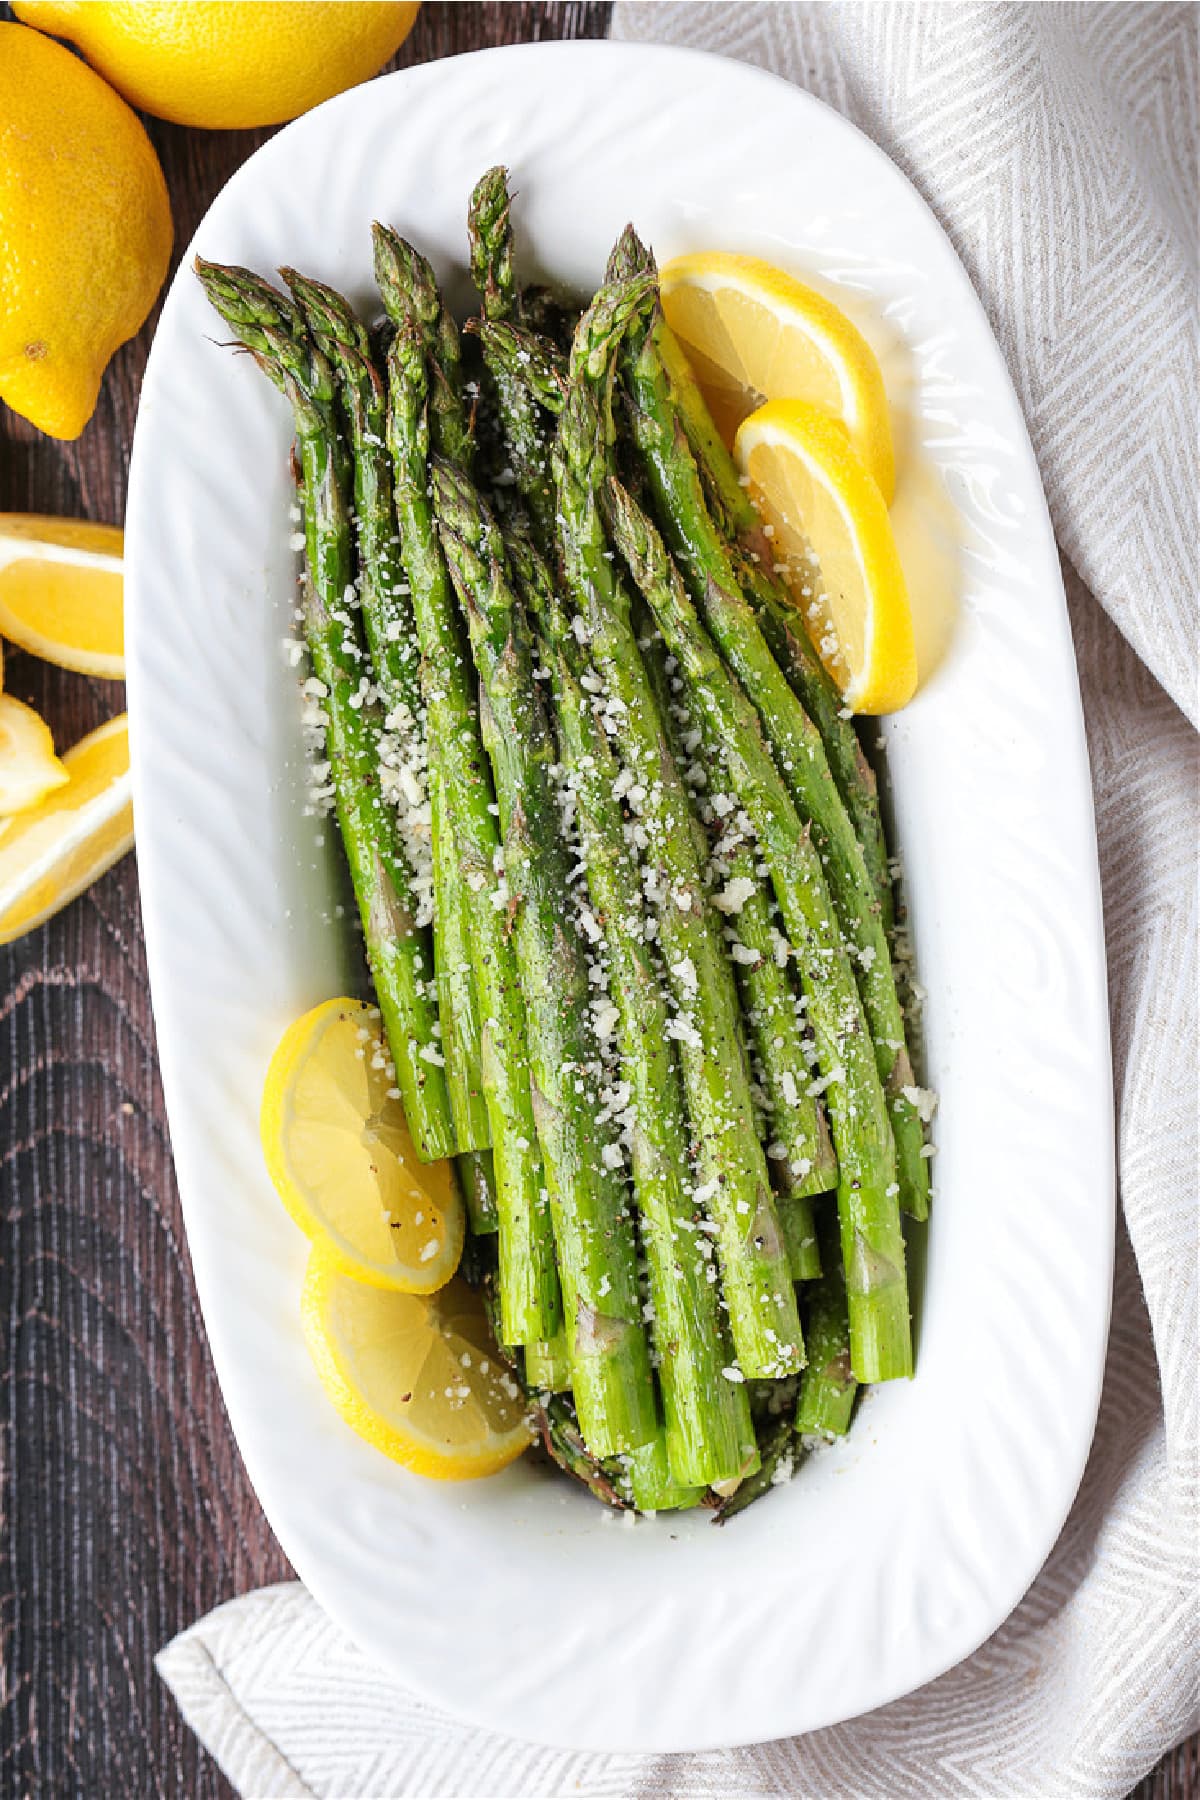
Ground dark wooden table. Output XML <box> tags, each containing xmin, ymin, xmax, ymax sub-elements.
<box><xmin>0</xmin><ymin>4</ymin><xmax>1194</xmax><ymax>1795</ymax></box>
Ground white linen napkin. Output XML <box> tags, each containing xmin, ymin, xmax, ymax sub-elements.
<box><xmin>158</xmin><ymin>6</ymin><xmax>1199</xmax><ymax>1794</ymax></box>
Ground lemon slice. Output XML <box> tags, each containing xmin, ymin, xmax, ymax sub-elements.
<box><xmin>660</xmin><ymin>252</ymin><xmax>895</xmax><ymax>502</ymax></box>
<box><xmin>303</xmin><ymin>1251</ymin><xmax>533</xmax><ymax>1480</ymax></box>
<box><xmin>0</xmin><ymin>693</ymin><xmax>70</xmax><ymax>814</ymax></box>
<box><xmin>735</xmin><ymin>400</ymin><xmax>916</xmax><ymax>715</ymax></box>
<box><xmin>261</xmin><ymin>997</ymin><xmax>464</xmax><ymax>1292</ymax></box>
<box><xmin>0</xmin><ymin>712</ymin><xmax>132</xmax><ymax>942</ymax></box>
<box><xmin>0</xmin><ymin>515</ymin><xmax>124</xmax><ymax>678</ymax></box>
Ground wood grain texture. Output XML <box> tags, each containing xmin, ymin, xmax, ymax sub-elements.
<box><xmin>0</xmin><ymin>3</ymin><xmax>1191</xmax><ymax>1796</ymax></box>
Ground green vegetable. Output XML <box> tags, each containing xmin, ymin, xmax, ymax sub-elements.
<box><xmin>622</xmin><ymin>1431</ymin><xmax>705</xmax><ymax>1513</ymax></box>
<box><xmin>553</xmin><ymin>279</ymin><xmax>804</xmax><ymax>1381</ymax></box>
<box><xmin>618</xmin><ymin>282</ymin><xmax>930</xmax><ymax>1227</ymax></box>
<box><xmin>468</xmin><ymin>167</ymin><xmax>561</xmax><ymax>548</ymax></box>
<box><xmin>283</xmin><ymin>267</ymin><xmax>492</xmax><ymax>1166</ymax></box>
<box><xmin>467</xmin><ymin>165</ymin><xmax>518</xmax><ymax>323</ymax></box>
<box><xmin>194</xmin><ymin>258</ymin><xmax>455</xmax><ymax>1163</ymax></box>
<box><xmin>639</xmin><ymin>611</ymin><xmax>835</xmax><ymax>1281</ymax></box>
<box><xmin>433</xmin><ymin>456</ymin><xmax>657</xmax><ymax>1458</ymax></box>
<box><xmin>431</xmin><ymin>765</ymin><xmax>494</xmax><ymax>1183</ymax></box>
<box><xmin>374</xmin><ymin>223</ymin><xmax>473</xmax><ymax>471</ymax></box>
<box><xmin>796</xmin><ymin>1209</ymin><xmax>858</xmax><ymax>1437</ymax></box>
<box><xmin>604</xmin><ymin>474</ymin><xmax>911</xmax><ymax>1383</ymax></box>
<box><xmin>524</xmin><ymin>1331</ymin><xmax>571</xmax><ymax>1394</ymax></box>
<box><xmin>509</xmin><ymin>526</ymin><xmax>756</xmax><ymax>1488</ymax></box>
<box><xmin>385</xmin><ymin>311</ymin><xmax>560</xmax><ymax>1345</ymax></box>
<box><xmin>607</xmin><ymin>226</ymin><xmax>897</xmax><ymax>947</ymax></box>
<box><xmin>710</xmin><ymin>1410</ymin><xmax>803</xmax><ymax>1524</ymax></box>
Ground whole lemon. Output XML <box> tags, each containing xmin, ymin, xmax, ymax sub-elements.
<box><xmin>13</xmin><ymin>1</ymin><xmax>422</xmax><ymax>131</ymax></box>
<box><xmin>0</xmin><ymin>23</ymin><xmax>173</xmax><ymax>440</ymax></box>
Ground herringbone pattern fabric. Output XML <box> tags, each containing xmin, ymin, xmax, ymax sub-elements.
<box><xmin>157</xmin><ymin>7</ymin><xmax>1199</xmax><ymax>1793</ymax></box>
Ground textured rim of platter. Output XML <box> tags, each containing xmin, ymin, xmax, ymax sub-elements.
<box><xmin>125</xmin><ymin>41</ymin><xmax>1114</xmax><ymax>1753</ymax></box>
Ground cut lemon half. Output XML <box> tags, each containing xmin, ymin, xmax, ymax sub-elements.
<box><xmin>0</xmin><ymin>693</ymin><xmax>70</xmax><ymax>814</ymax></box>
<box><xmin>0</xmin><ymin>515</ymin><xmax>124</xmax><ymax>678</ymax></box>
<box><xmin>660</xmin><ymin>252</ymin><xmax>895</xmax><ymax>502</ymax></box>
<box><xmin>0</xmin><ymin>712</ymin><xmax>131</xmax><ymax>943</ymax></box>
<box><xmin>735</xmin><ymin>400</ymin><xmax>916</xmax><ymax>714</ymax></box>
<box><xmin>302</xmin><ymin>1251</ymin><xmax>533</xmax><ymax>1480</ymax></box>
<box><xmin>261</xmin><ymin>997</ymin><xmax>464</xmax><ymax>1292</ymax></box>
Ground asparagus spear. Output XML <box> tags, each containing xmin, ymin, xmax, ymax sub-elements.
<box><xmin>731</xmin><ymin>898</ymin><xmax>828</xmax><ymax>1282</ymax></box>
<box><xmin>280</xmin><ymin>271</ymin><xmax>424</xmax><ymax>724</ymax></box>
<box><xmin>475</xmin><ymin>318</ymin><xmax>567</xmax><ymax>415</ymax></box>
<box><xmin>667</xmin><ymin>331</ymin><xmax>897</xmax><ymax>934</ymax></box>
<box><xmin>472</xmin><ymin>320</ymin><xmax>560</xmax><ymax>549</ymax></box>
<box><xmin>385</xmin><ymin>316</ymin><xmax>560</xmax><ymax>1344</ymax></box>
<box><xmin>282</xmin><ymin>270</ymin><xmax>492</xmax><ymax>1168</ymax></box>
<box><xmin>554</xmin><ymin>283</ymin><xmax>804</xmax><ymax>1381</ymax></box>
<box><xmin>524</xmin><ymin>1330</ymin><xmax>571</xmax><ymax>1394</ymax></box>
<box><xmin>604</xmin><ymin>477</ymin><xmax>912</xmax><ymax>1383</ymax></box>
<box><xmin>471</xmin><ymin>1235</ymin><xmax>700</xmax><ymax>1515</ymax></box>
<box><xmin>431</xmin><ymin>765</ymin><xmax>495</xmax><ymax>1209</ymax></box>
<box><xmin>202</xmin><ymin>256</ymin><xmax>355</xmax><ymax>498</ymax></box>
<box><xmin>638</xmin><ymin>613</ymin><xmax>834</xmax><ymax>1280</ymax></box>
<box><xmin>456</xmin><ymin>1147</ymin><xmax>499</xmax><ymax>1238</ymax></box>
<box><xmin>702</xmin><ymin>822</ymin><xmax>832</xmax><ymax>1282</ymax></box>
<box><xmin>618</xmin><ymin>291</ymin><xmax>931</xmax><ymax>1227</ymax></box>
<box><xmin>195</xmin><ymin>260</ymin><xmax>455</xmax><ymax>1164</ymax></box>
<box><xmin>374</xmin><ymin>224</ymin><xmax>473</xmax><ymax>471</ymax></box>
<box><xmin>483</xmin><ymin>1255</ymin><xmax>695</xmax><ymax>1515</ymax></box>
<box><xmin>508</xmin><ymin>527</ymin><xmax>756</xmax><ymax>1487</ymax></box>
<box><xmin>622</xmin><ymin>1432</ymin><xmax>704</xmax><ymax>1513</ymax></box>
<box><xmin>710</xmin><ymin>1409</ymin><xmax>803</xmax><ymax>1523</ymax></box>
<box><xmin>606</xmin><ymin>227</ymin><xmax>896</xmax><ymax>943</ymax></box>
<box><xmin>467</xmin><ymin>166</ymin><xmax>519</xmax><ymax>322</ymax></box>
<box><xmin>658</xmin><ymin>336</ymin><xmax>921</xmax><ymax>1092</ymax></box>
<box><xmin>467</xmin><ymin>1244</ymin><xmax>629</xmax><ymax>1510</ymax></box>
<box><xmin>753</xmin><ymin>587</ymin><xmax>905</xmax><ymax>927</ymax></box>
<box><xmin>655</xmin><ymin>330</ymin><xmax>929</xmax><ymax>1226</ymax></box>
<box><xmin>467</xmin><ymin>170</ymin><xmax>582</xmax><ymax>346</ymax></box>
<box><xmin>796</xmin><ymin>1209</ymin><xmax>858</xmax><ymax>1437</ymax></box>
<box><xmin>531</xmin><ymin>1393</ymin><xmax>631</xmax><ymax>1510</ymax></box>
<box><xmin>476</xmin><ymin>1239</ymin><xmax>701</xmax><ymax>1515</ymax></box>
<box><xmin>468</xmin><ymin>169</ymin><xmax>560</xmax><ymax>549</ymax></box>
<box><xmin>481</xmin><ymin>285</ymin><xmax>830</xmax><ymax>1285</ymax></box>
<box><xmin>363</xmin><ymin>236</ymin><xmax>509</xmax><ymax>1174</ymax></box>
<box><xmin>433</xmin><ymin>457</ymin><xmax>657</xmax><ymax>1458</ymax></box>
<box><xmin>487</xmin><ymin>291</ymin><xmax>812</xmax><ymax>1401</ymax></box>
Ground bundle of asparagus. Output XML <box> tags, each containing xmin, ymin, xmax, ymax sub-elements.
<box><xmin>196</xmin><ymin>165</ymin><xmax>929</xmax><ymax>1518</ymax></box>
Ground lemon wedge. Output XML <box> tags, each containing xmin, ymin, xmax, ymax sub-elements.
<box><xmin>0</xmin><ymin>712</ymin><xmax>131</xmax><ymax>943</ymax></box>
<box><xmin>0</xmin><ymin>514</ymin><xmax>124</xmax><ymax>678</ymax></box>
<box><xmin>0</xmin><ymin>693</ymin><xmax>70</xmax><ymax>815</ymax></box>
<box><xmin>261</xmin><ymin>997</ymin><xmax>465</xmax><ymax>1293</ymax></box>
<box><xmin>302</xmin><ymin>1251</ymin><xmax>533</xmax><ymax>1480</ymax></box>
<box><xmin>660</xmin><ymin>252</ymin><xmax>895</xmax><ymax>502</ymax></box>
<box><xmin>735</xmin><ymin>400</ymin><xmax>916</xmax><ymax>715</ymax></box>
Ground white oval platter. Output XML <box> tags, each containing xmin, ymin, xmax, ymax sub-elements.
<box><xmin>125</xmin><ymin>40</ymin><xmax>1113</xmax><ymax>1753</ymax></box>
